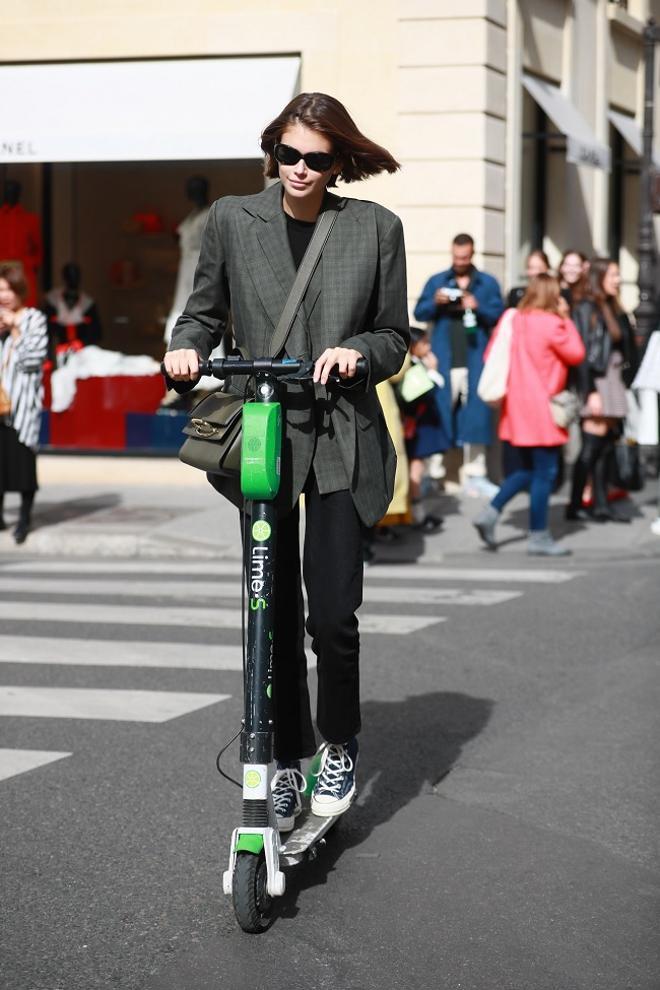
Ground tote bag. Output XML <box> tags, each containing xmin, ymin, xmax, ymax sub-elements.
<box><xmin>477</xmin><ymin>308</ymin><xmax>515</xmax><ymax>406</ymax></box>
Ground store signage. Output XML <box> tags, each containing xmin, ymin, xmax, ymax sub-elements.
<box><xmin>567</xmin><ymin>136</ymin><xmax>611</xmax><ymax>172</ymax></box>
<box><xmin>0</xmin><ymin>56</ymin><xmax>300</xmax><ymax>164</ymax></box>
<box><xmin>1</xmin><ymin>139</ymin><xmax>39</xmax><ymax>159</ymax></box>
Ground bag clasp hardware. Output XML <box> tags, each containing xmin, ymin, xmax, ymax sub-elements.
<box><xmin>191</xmin><ymin>418</ymin><xmax>220</xmax><ymax>438</ymax></box>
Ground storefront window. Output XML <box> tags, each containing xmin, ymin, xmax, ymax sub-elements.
<box><xmin>2</xmin><ymin>158</ymin><xmax>263</xmax><ymax>358</ymax></box>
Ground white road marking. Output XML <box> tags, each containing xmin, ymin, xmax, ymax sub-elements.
<box><xmin>0</xmin><ymin>636</ymin><xmax>312</xmax><ymax>670</ymax></box>
<box><xmin>0</xmin><ymin>602</ymin><xmax>444</xmax><ymax>634</ymax></box>
<box><xmin>0</xmin><ymin>560</ymin><xmax>580</xmax><ymax>583</ymax></box>
<box><xmin>367</xmin><ymin>566</ymin><xmax>581</xmax><ymax>584</ymax></box>
<box><xmin>0</xmin><ymin>748</ymin><xmax>72</xmax><ymax>783</ymax></box>
<box><xmin>359</xmin><ymin>614</ymin><xmax>445</xmax><ymax>634</ymax></box>
<box><xmin>0</xmin><ymin>637</ymin><xmax>243</xmax><ymax>669</ymax></box>
<box><xmin>0</xmin><ymin>577</ymin><xmax>520</xmax><ymax>606</ymax></box>
<box><xmin>0</xmin><ymin>687</ymin><xmax>229</xmax><ymax>722</ymax></box>
<box><xmin>0</xmin><ymin>560</ymin><xmax>244</xmax><ymax>575</ymax></box>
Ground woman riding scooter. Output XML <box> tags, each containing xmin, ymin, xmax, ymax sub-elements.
<box><xmin>164</xmin><ymin>93</ymin><xmax>409</xmax><ymax>830</ymax></box>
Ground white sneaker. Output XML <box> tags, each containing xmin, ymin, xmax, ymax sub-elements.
<box><xmin>310</xmin><ymin>739</ymin><xmax>358</xmax><ymax>818</ymax></box>
<box><xmin>463</xmin><ymin>476</ymin><xmax>500</xmax><ymax>499</ymax></box>
<box><xmin>650</xmin><ymin>517</ymin><xmax>660</xmax><ymax>536</ymax></box>
<box><xmin>270</xmin><ymin>767</ymin><xmax>307</xmax><ymax>832</ymax></box>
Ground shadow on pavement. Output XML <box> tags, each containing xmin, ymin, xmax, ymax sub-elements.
<box><xmin>278</xmin><ymin>690</ymin><xmax>493</xmax><ymax>920</ymax></box>
<box><xmin>30</xmin><ymin>493</ymin><xmax>121</xmax><ymax>529</ymax></box>
<box><xmin>368</xmin><ymin>492</ymin><xmax>462</xmax><ymax>564</ymax></box>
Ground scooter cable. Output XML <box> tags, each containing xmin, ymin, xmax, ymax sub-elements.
<box><xmin>215</xmin><ymin>727</ymin><xmax>242</xmax><ymax>788</ymax></box>
<box><xmin>214</xmin><ymin>374</ymin><xmax>255</xmax><ymax>790</ymax></box>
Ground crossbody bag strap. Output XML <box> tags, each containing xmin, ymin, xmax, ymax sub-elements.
<box><xmin>268</xmin><ymin>205</ymin><xmax>341</xmax><ymax>358</ymax></box>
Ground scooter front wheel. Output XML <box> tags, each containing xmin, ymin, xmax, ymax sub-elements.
<box><xmin>232</xmin><ymin>852</ymin><xmax>273</xmax><ymax>933</ymax></box>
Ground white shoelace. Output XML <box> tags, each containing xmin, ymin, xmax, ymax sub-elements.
<box><xmin>270</xmin><ymin>768</ymin><xmax>307</xmax><ymax>816</ymax></box>
<box><xmin>313</xmin><ymin>744</ymin><xmax>354</xmax><ymax>797</ymax></box>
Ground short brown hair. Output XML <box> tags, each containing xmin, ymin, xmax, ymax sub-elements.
<box><xmin>452</xmin><ymin>233</ymin><xmax>474</xmax><ymax>248</ymax></box>
<box><xmin>0</xmin><ymin>262</ymin><xmax>28</xmax><ymax>302</ymax></box>
<box><xmin>261</xmin><ymin>92</ymin><xmax>400</xmax><ymax>187</ymax></box>
<box><xmin>518</xmin><ymin>273</ymin><xmax>563</xmax><ymax>314</ymax></box>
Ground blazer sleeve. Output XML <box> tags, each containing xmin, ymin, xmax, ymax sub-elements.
<box><xmin>169</xmin><ymin>200</ymin><xmax>230</xmax><ymax>359</ymax></box>
<box><xmin>341</xmin><ymin>213</ymin><xmax>410</xmax><ymax>388</ymax></box>
<box><xmin>414</xmin><ymin>276</ymin><xmax>441</xmax><ymax>323</ymax></box>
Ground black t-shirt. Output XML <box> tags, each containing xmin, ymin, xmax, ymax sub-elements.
<box><xmin>285</xmin><ymin>213</ymin><xmax>316</xmax><ymax>270</ymax></box>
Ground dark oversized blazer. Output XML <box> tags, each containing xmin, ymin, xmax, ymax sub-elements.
<box><xmin>171</xmin><ymin>181</ymin><xmax>410</xmax><ymax>526</ymax></box>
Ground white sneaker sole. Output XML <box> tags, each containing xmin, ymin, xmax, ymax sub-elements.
<box><xmin>310</xmin><ymin>783</ymin><xmax>356</xmax><ymax>818</ymax></box>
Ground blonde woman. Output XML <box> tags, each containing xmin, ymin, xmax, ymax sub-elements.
<box><xmin>473</xmin><ymin>274</ymin><xmax>584</xmax><ymax>555</ymax></box>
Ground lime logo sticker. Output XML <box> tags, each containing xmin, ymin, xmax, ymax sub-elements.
<box><xmin>252</xmin><ymin>520</ymin><xmax>271</xmax><ymax>542</ymax></box>
<box><xmin>245</xmin><ymin>770</ymin><xmax>262</xmax><ymax>789</ymax></box>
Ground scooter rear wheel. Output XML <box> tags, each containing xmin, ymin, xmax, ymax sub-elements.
<box><xmin>232</xmin><ymin>852</ymin><xmax>273</xmax><ymax>933</ymax></box>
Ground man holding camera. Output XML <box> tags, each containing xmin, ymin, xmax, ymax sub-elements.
<box><xmin>414</xmin><ymin>233</ymin><xmax>504</xmax><ymax>496</ymax></box>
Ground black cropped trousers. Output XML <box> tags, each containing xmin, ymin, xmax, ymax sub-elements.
<box><xmin>250</xmin><ymin>475</ymin><xmax>364</xmax><ymax>761</ymax></box>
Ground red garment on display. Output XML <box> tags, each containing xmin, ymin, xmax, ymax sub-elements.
<box><xmin>0</xmin><ymin>204</ymin><xmax>42</xmax><ymax>306</ymax></box>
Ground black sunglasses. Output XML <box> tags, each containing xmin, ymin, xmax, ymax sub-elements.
<box><xmin>273</xmin><ymin>143</ymin><xmax>336</xmax><ymax>173</ymax></box>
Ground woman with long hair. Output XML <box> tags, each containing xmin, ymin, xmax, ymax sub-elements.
<box><xmin>566</xmin><ymin>257</ymin><xmax>637</xmax><ymax>522</ymax></box>
<box><xmin>164</xmin><ymin>93</ymin><xmax>409</xmax><ymax>828</ymax></box>
<box><xmin>473</xmin><ymin>274</ymin><xmax>585</xmax><ymax>555</ymax></box>
<box><xmin>0</xmin><ymin>263</ymin><xmax>48</xmax><ymax>544</ymax></box>
<box><xmin>558</xmin><ymin>249</ymin><xmax>589</xmax><ymax>308</ymax></box>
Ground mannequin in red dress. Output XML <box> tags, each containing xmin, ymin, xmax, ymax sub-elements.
<box><xmin>0</xmin><ymin>181</ymin><xmax>42</xmax><ymax>307</ymax></box>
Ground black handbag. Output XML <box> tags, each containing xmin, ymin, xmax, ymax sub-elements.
<box><xmin>177</xmin><ymin>207</ymin><xmax>340</xmax><ymax>477</ymax></box>
<box><xmin>608</xmin><ymin>439</ymin><xmax>644</xmax><ymax>492</ymax></box>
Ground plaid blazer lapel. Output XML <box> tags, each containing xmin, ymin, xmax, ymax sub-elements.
<box><xmin>237</xmin><ymin>211</ymin><xmax>294</xmax><ymax>351</ymax></box>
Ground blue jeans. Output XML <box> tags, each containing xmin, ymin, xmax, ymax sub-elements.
<box><xmin>491</xmin><ymin>446</ymin><xmax>560</xmax><ymax>532</ymax></box>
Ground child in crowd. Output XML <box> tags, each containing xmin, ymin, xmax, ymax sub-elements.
<box><xmin>398</xmin><ymin>326</ymin><xmax>448</xmax><ymax>533</ymax></box>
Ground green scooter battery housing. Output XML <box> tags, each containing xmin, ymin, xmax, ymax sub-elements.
<box><xmin>240</xmin><ymin>402</ymin><xmax>282</xmax><ymax>501</ymax></box>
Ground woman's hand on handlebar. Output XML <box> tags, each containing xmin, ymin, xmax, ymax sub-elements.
<box><xmin>313</xmin><ymin>347</ymin><xmax>364</xmax><ymax>386</ymax></box>
<box><xmin>163</xmin><ymin>349</ymin><xmax>200</xmax><ymax>381</ymax></box>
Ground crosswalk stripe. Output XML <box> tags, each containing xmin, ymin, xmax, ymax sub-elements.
<box><xmin>367</xmin><ymin>566</ymin><xmax>580</xmax><ymax>584</ymax></box>
<box><xmin>1</xmin><ymin>560</ymin><xmax>244</xmax><ymax>575</ymax></box>
<box><xmin>0</xmin><ymin>602</ymin><xmax>443</xmax><ymax>634</ymax></box>
<box><xmin>0</xmin><ymin>687</ymin><xmax>230</xmax><ymax>722</ymax></box>
<box><xmin>0</xmin><ymin>560</ymin><xmax>581</xmax><ymax>583</ymax></box>
<box><xmin>0</xmin><ymin>577</ymin><xmax>521</xmax><ymax>607</ymax></box>
<box><xmin>0</xmin><ymin>748</ymin><xmax>72</xmax><ymax>783</ymax></box>
<box><xmin>0</xmin><ymin>637</ymin><xmax>245</xmax><ymax>670</ymax></box>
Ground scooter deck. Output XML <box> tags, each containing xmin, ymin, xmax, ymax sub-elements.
<box><xmin>279</xmin><ymin>807</ymin><xmax>341</xmax><ymax>864</ymax></box>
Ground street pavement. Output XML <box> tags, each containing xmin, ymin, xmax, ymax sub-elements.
<box><xmin>1</xmin><ymin>455</ymin><xmax>659</xmax><ymax>990</ymax></box>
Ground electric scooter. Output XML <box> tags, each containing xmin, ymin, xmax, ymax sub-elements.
<box><xmin>196</xmin><ymin>354</ymin><xmax>367</xmax><ymax>933</ymax></box>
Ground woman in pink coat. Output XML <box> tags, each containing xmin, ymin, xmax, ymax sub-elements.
<box><xmin>473</xmin><ymin>274</ymin><xmax>585</xmax><ymax>555</ymax></box>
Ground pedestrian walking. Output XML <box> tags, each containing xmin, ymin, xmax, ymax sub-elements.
<box><xmin>0</xmin><ymin>262</ymin><xmax>48</xmax><ymax>544</ymax></box>
<box><xmin>163</xmin><ymin>92</ymin><xmax>409</xmax><ymax>828</ymax></box>
<box><xmin>504</xmin><ymin>250</ymin><xmax>552</xmax><ymax>478</ymax></box>
<box><xmin>473</xmin><ymin>274</ymin><xmax>585</xmax><ymax>555</ymax></box>
<box><xmin>414</xmin><ymin>233</ymin><xmax>504</xmax><ymax>497</ymax></box>
<box><xmin>566</xmin><ymin>258</ymin><xmax>638</xmax><ymax>523</ymax></box>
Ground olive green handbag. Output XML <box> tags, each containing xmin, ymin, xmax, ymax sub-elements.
<box><xmin>178</xmin><ymin>207</ymin><xmax>339</xmax><ymax>476</ymax></box>
<box><xmin>179</xmin><ymin>389</ymin><xmax>244</xmax><ymax>475</ymax></box>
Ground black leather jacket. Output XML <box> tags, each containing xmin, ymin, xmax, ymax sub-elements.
<box><xmin>570</xmin><ymin>300</ymin><xmax>638</xmax><ymax>399</ymax></box>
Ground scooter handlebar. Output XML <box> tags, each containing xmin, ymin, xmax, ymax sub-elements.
<box><xmin>161</xmin><ymin>356</ymin><xmax>369</xmax><ymax>386</ymax></box>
